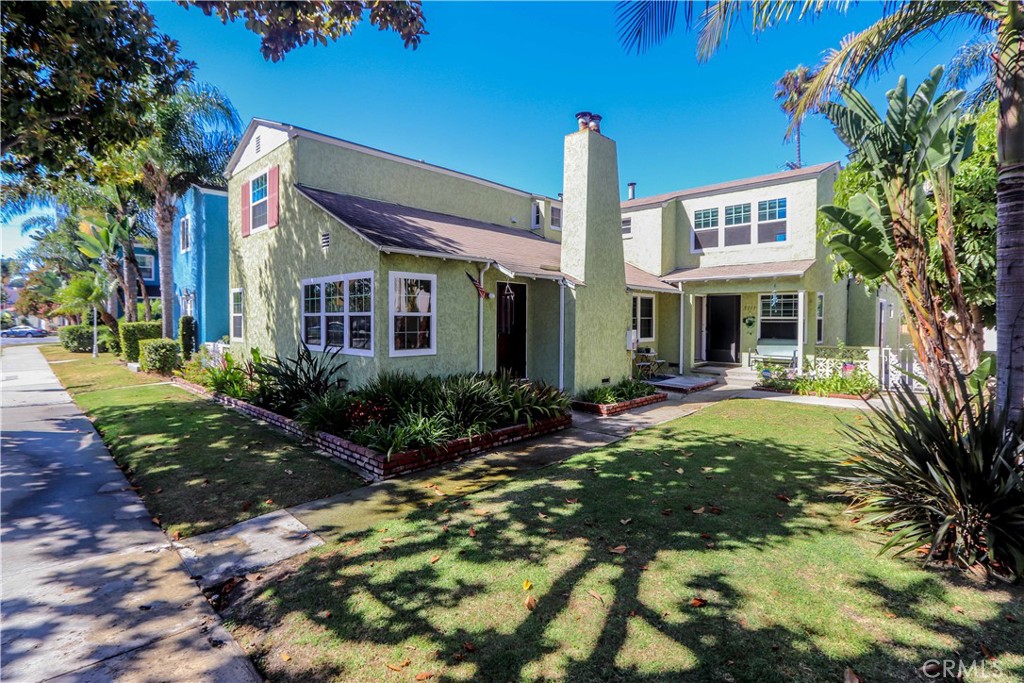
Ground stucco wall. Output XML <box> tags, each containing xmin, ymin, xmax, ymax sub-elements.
<box><xmin>200</xmin><ymin>190</ymin><xmax>230</xmax><ymax>343</ymax></box>
<box><xmin>621</xmin><ymin>206</ymin><xmax>664</xmax><ymax>276</ymax></box>
<box><xmin>172</xmin><ymin>188</ymin><xmax>200</xmax><ymax>336</ymax></box>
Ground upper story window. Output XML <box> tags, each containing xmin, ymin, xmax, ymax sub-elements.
<box><xmin>301</xmin><ymin>272</ymin><xmax>374</xmax><ymax>356</ymax></box>
<box><xmin>250</xmin><ymin>172</ymin><xmax>269</xmax><ymax>231</ymax></box>
<box><xmin>180</xmin><ymin>216</ymin><xmax>191</xmax><ymax>252</ymax></box>
<box><xmin>390</xmin><ymin>272</ymin><xmax>435</xmax><ymax>357</ymax></box>
<box><xmin>550</xmin><ymin>206</ymin><xmax>562</xmax><ymax>229</ymax></box>
<box><xmin>724</xmin><ymin>203</ymin><xmax>750</xmax><ymax>226</ymax></box>
<box><xmin>621</xmin><ymin>217</ymin><xmax>632</xmax><ymax>238</ymax></box>
<box><xmin>531</xmin><ymin>202</ymin><xmax>543</xmax><ymax>229</ymax></box>
<box><xmin>757</xmin><ymin>197</ymin><xmax>788</xmax><ymax>243</ymax></box>
<box><xmin>137</xmin><ymin>254</ymin><xmax>155</xmax><ymax>280</ymax></box>
<box><xmin>693</xmin><ymin>208</ymin><xmax>719</xmax><ymax>250</ymax></box>
<box><xmin>723</xmin><ymin>203</ymin><xmax>751</xmax><ymax>247</ymax></box>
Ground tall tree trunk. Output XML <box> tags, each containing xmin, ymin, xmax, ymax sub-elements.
<box><xmin>933</xmin><ymin>174</ymin><xmax>981</xmax><ymax>374</ymax></box>
<box><xmin>795</xmin><ymin>123</ymin><xmax>802</xmax><ymax>169</ymax></box>
<box><xmin>121</xmin><ymin>254</ymin><xmax>137</xmax><ymax>322</ymax></box>
<box><xmin>154</xmin><ymin>190</ymin><xmax>177</xmax><ymax>338</ymax></box>
<box><xmin>996</xmin><ymin>2</ymin><xmax>1024</xmax><ymax>424</ymax></box>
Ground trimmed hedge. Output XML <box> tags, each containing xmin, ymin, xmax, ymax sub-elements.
<box><xmin>139</xmin><ymin>338</ymin><xmax>181</xmax><ymax>375</ymax></box>
<box><xmin>120</xmin><ymin>321</ymin><xmax>162</xmax><ymax>362</ymax></box>
<box><xmin>179</xmin><ymin>315</ymin><xmax>197</xmax><ymax>360</ymax></box>
<box><xmin>58</xmin><ymin>324</ymin><xmax>101</xmax><ymax>353</ymax></box>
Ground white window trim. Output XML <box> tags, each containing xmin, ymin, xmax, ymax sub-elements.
<box><xmin>531</xmin><ymin>202</ymin><xmax>543</xmax><ymax>229</ymax></box>
<box><xmin>249</xmin><ymin>169</ymin><xmax>270</xmax><ymax>234</ymax></box>
<box><xmin>389</xmin><ymin>271</ymin><xmax>437</xmax><ymax>357</ymax></box>
<box><xmin>180</xmin><ymin>215</ymin><xmax>191</xmax><ymax>253</ymax></box>
<box><xmin>689</xmin><ymin>194</ymin><xmax>791</xmax><ymax>254</ymax></box>
<box><xmin>137</xmin><ymin>254</ymin><xmax>155</xmax><ymax>281</ymax></box>
<box><xmin>299</xmin><ymin>271</ymin><xmax>375</xmax><ymax>357</ymax></box>
<box><xmin>550</xmin><ymin>205</ymin><xmax>562</xmax><ymax>231</ymax></box>
<box><xmin>632</xmin><ymin>294</ymin><xmax>656</xmax><ymax>343</ymax></box>
<box><xmin>230</xmin><ymin>288</ymin><xmax>244</xmax><ymax>342</ymax></box>
<box><xmin>757</xmin><ymin>292</ymin><xmax>799</xmax><ymax>340</ymax></box>
<box><xmin>621</xmin><ymin>217</ymin><xmax>633</xmax><ymax>240</ymax></box>
<box><xmin>816</xmin><ymin>292</ymin><xmax>825</xmax><ymax>344</ymax></box>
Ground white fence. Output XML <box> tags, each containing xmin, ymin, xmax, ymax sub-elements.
<box><xmin>809</xmin><ymin>345</ymin><xmax>926</xmax><ymax>392</ymax></box>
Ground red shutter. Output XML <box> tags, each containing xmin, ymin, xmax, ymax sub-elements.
<box><xmin>241</xmin><ymin>180</ymin><xmax>251</xmax><ymax>237</ymax></box>
<box><xmin>267</xmin><ymin>165</ymin><xmax>280</xmax><ymax>228</ymax></box>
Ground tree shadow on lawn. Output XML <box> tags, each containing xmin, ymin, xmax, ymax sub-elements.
<box><xmin>224</xmin><ymin>414</ymin><xmax>1024</xmax><ymax>683</ymax></box>
<box><xmin>79</xmin><ymin>385</ymin><xmax>366</xmax><ymax>538</ymax></box>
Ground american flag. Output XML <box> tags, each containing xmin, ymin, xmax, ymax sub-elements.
<box><xmin>466</xmin><ymin>272</ymin><xmax>488</xmax><ymax>299</ymax></box>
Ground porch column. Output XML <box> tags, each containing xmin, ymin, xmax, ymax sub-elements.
<box><xmin>797</xmin><ymin>289</ymin><xmax>806</xmax><ymax>374</ymax></box>
<box><xmin>677</xmin><ymin>283</ymin><xmax>685</xmax><ymax>374</ymax></box>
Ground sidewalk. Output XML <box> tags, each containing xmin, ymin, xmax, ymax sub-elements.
<box><xmin>0</xmin><ymin>344</ymin><xmax>261</xmax><ymax>683</ymax></box>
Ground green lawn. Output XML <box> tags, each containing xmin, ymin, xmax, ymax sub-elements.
<box><xmin>224</xmin><ymin>400</ymin><xmax>1023</xmax><ymax>683</ymax></box>
<box><xmin>42</xmin><ymin>347</ymin><xmax>366</xmax><ymax>537</ymax></box>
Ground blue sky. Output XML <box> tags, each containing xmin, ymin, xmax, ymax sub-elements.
<box><xmin>2</xmin><ymin>1</ymin><xmax>975</xmax><ymax>256</ymax></box>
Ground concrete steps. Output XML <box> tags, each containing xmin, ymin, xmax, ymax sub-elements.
<box><xmin>692</xmin><ymin>364</ymin><xmax>760</xmax><ymax>388</ymax></box>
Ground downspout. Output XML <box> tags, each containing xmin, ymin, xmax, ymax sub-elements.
<box><xmin>558</xmin><ymin>279</ymin><xmax>566</xmax><ymax>391</ymax></box>
<box><xmin>677</xmin><ymin>283</ymin><xmax>684</xmax><ymax>374</ymax></box>
<box><xmin>478</xmin><ymin>262</ymin><xmax>491</xmax><ymax>373</ymax></box>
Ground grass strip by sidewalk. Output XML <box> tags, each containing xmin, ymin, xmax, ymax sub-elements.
<box><xmin>224</xmin><ymin>399</ymin><xmax>1024</xmax><ymax>683</ymax></box>
<box><xmin>42</xmin><ymin>347</ymin><xmax>366</xmax><ymax>538</ymax></box>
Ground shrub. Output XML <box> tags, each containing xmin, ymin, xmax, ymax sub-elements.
<box><xmin>120</xmin><ymin>322</ymin><xmax>161</xmax><ymax>362</ymax></box>
<box><xmin>139</xmin><ymin>339</ymin><xmax>181</xmax><ymax>375</ymax></box>
<box><xmin>794</xmin><ymin>367</ymin><xmax>879</xmax><ymax>397</ymax></box>
<box><xmin>349</xmin><ymin>408</ymin><xmax>453</xmax><ymax>457</ymax></box>
<box><xmin>296</xmin><ymin>389</ymin><xmax>359</xmax><ymax>435</ymax></box>
<box><xmin>58</xmin><ymin>324</ymin><xmax>99</xmax><ymax>353</ymax></box>
<box><xmin>100</xmin><ymin>327</ymin><xmax>121</xmax><ymax>356</ymax></box>
<box><xmin>251</xmin><ymin>344</ymin><xmax>348</xmax><ymax>416</ymax></box>
<box><xmin>576</xmin><ymin>378</ymin><xmax>656</xmax><ymax>405</ymax></box>
<box><xmin>179</xmin><ymin>315</ymin><xmax>197</xmax><ymax>360</ymax></box>
<box><xmin>577</xmin><ymin>385</ymin><xmax>618</xmax><ymax>405</ymax></box>
<box><xmin>177</xmin><ymin>346</ymin><xmax>214</xmax><ymax>386</ymax></box>
<box><xmin>206</xmin><ymin>352</ymin><xmax>253</xmax><ymax>399</ymax></box>
<box><xmin>840</xmin><ymin>377</ymin><xmax>1024</xmax><ymax>580</ymax></box>
<box><xmin>357</xmin><ymin>370</ymin><xmax>441</xmax><ymax>416</ymax></box>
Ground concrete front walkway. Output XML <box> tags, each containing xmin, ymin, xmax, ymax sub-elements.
<box><xmin>0</xmin><ymin>345</ymin><xmax>261</xmax><ymax>683</ymax></box>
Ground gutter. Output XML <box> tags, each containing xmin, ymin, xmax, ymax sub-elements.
<box><xmin>478</xmin><ymin>262</ymin><xmax>490</xmax><ymax>373</ymax></box>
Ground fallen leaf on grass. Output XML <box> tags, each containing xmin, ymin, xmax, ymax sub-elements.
<box><xmin>588</xmin><ymin>590</ymin><xmax>605</xmax><ymax>605</ymax></box>
<box><xmin>953</xmin><ymin>605</ymin><xmax>965</xmax><ymax>614</ymax></box>
<box><xmin>429</xmin><ymin>555</ymin><xmax>441</xmax><ymax>564</ymax></box>
<box><xmin>280</xmin><ymin>653</ymin><xmax>292</xmax><ymax>662</ymax></box>
<box><xmin>284</xmin><ymin>469</ymin><xmax>293</xmax><ymax>475</ymax></box>
<box><xmin>171</xmin><ymin>530</ymin><xmax>181</xmax><ymax>542</ymax></box>
<box><xmin>537</xmin><ymin>512</ymin><xmax>548</xmax><ymax>520</ymax></box>
<box><xmin>920</xmin><ymin>661</ymin><xmax>942</xmax><ymax>676</ymax></box>
<box><xmin>153</xmin><ymin>487</ymin><xmax>163</xmax><ymax>494</ymax></box>
<box><xmin>151</xmin><ymin>516</ymin><xmax>161</xmax><ymax>526</ymax></box>
<box><xmin>700</xmin><ymin>533</ymin><xmax>712</xmax><ymax>539</ymax></box>
<box><xmin>660</xmin><ymin>508</ymin><xmax>672</xmax><ymax>516</ymax></box>
<box><xmin>689</xmin><ymin>597</ymin><xmax>707</xmax><ymax>608</ymax></box>
<box><xmin>385</xmin><ymin>659</ymin><xmax>411</xmax><ymax>672</ymax></box>
<box><xmin>523</xmin><ymin>580</ymin><xmax>532</xmax><ymax>591</ymax></box>
<box><xmin>775</xmin><ymin>493</ymin><xmax>792</xmax><ymax>503</ymax></box>
<box><xmin>1007</xmin><ymin>615</ymin><xmax>1018</xmax><ymax>623</ymax></box>
<box><xmin>415</xmin><ymin>673</ymin><xmax>432</xmax><ymax>681</ymax></box>
<box><xmin>979</xmin><ymin>642</ymin><xmax>996</xmax><ymax>661</ymax></box>
<box><xmin>627</xmin><ymin>476</ymin><xmax>638</xmax><ymax>482</ymax></box>
<box><xmin>565</xmin><ymin>498</ymin><xmax>579</xmax><ymax>504</ymax></box>
<box><xmin>473</xmin><ymin>508</ymin><xmax>489</xmax><ymax>515</ymax></box>
<box><xmin>692</xmin><ymin>507</ymin><xmax>705</xmax><ymax>515</ymax></box>
<box><xmin>264</xmin><ymin>499</ymin><xmax>273</xmax><ymax>505</ymax></box>
<box><xmin>241</xmin><ymin>502</ymin><xmax>251</xmax><ymax>512</ymax></box>
<box><xmin>463</xmin><ymin>642</ymin><xmax>476</xmax><ymax>652</ymax></box>
<box><xmin>619</xmin><ymin>518</ymin><xmax>632</xmax><ymax>525</ymax></box>
<box><xmin>710</xmin><ymin>506</ymin><xmax>722</xmax><ymax>515</ymax></box>
<box><xmin>468</xmin><ymin>526</ymin><xmax>476</xmax><ymax>538</ymax></box>
<box><xmin>609</xmin><ymin>545</ymin><xmax>627</xmax><ymax>554</ymax></box>
<box><xmin>675</xmin><ymin>468</ymin><xmax>684</xmax><ymax>474</ymax></box>
<box><xmin>842</xmin><ymin>667</ymin><xmax>862</xmax><ymax>683</ymax></box>
<box><xmin>525</xmin><ymin>595</ymin><xmax>537</xmax><ymax>611</ymax></box>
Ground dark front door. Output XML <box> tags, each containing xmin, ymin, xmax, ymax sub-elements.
<box><xmin>706</xmin><ymin>295</ymin><xmax>741</xmax><ymax>363</ymax></box>
<box><xmin>496</xmin><ymin>282</ymin><xmax>527</xmax><ymax>377</ymax></box>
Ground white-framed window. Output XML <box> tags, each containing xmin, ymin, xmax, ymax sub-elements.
<box><xmin>230</xmin><ymin>289</ymin><xmax>244</xmax><ymax>341</ymax></box>
<box><xmin>299</xmin><ymin>271</ymin><xmax>374</xmax><ymax>356</ymax></box>
<box><xmin>389</xmin><ymin>271</ymin><xmax>435</xmax><ymax>357</ymax></box>
<box><xmin>180</xmin><ymin>215</ymin><xmax>191</xmax><ymax>253</ymax></box>
<box><xmin>550</xmin><ymin>206</ymin><xmax>562</xmax><ymax>229</ymax></box>
<box><xmin>757</xmin><ymin>197</ymin><xmax>788</xmax><ymax>243</ymax></box>
<box><xmin>723</xmin><ymin>202</ymin><xmax>751</xmax><ymax>247</ymax></box>
<box><xmin>816</xmin><ymin>293</ymin><xmax>825</xmax><ymax>344</ymax></box>
<box><xmin>137</xmin><ymin>254</ymin><xmax>155</xmax><ymax>281</ymax></box>
<box><xmin>621</xmin><ymin>217</ymin><xmax>632</xmax><ymax>238</ymax></box>
<box><xmin>694</xmin><ymin>208</ymin><xmax>718</xmax><ymax>229</ymax></box>
<box><xmin>531</xmin><ymin>202</ymin><xmax>543</xmax><ymax>229</ymax></box>
<box><xmin>693</xmin><ymin>208</ymin><xmax>719</xmax><ymax>250</ymax></box>
<box><xmin>724</xmin><ymin>203</ymin><xmax>750</xmax><ymax>225</ymax></box>
<box><xmin>759</xmin><ymin>293</ymin><xmax>799</xmax><ymax>341</ymax></box>
<box><xmin>631</xmin><ymin>295</ymin><xmax>655</xmax><ymax>342</ymax></box>
<box><xmin>250</xmin><ymin>171</ymin><xmax>269</xmax><ymax>232</ymax></box>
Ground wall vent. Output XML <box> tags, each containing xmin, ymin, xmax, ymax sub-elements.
<box><xmin>320</xmin><ymin>232</ymin><xmax>330</xmax><ymax>249</ymax></box>
<box><xmin>254</xmin><ymin>135</ymin><xmax>262</xmax><ymax>154</ymax></box>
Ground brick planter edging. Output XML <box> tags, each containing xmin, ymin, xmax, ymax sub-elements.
<box><xmin>172</xmin><ymin>377</ymin><xmax>572</xmax><ymax>480</ymax></box>
<box><xmin>752</xmin><ymin>386</ymin><xmax>875</xmax><ymax>401</ymax></box>
<box><xmin>572</xmin><ymin>392</ymin><xmax>668</xmax><ymax>416</ymax></box>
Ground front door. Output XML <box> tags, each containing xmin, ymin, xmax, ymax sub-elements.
<box><xmin>496</xmin><ymin>282</ymin><xmax>527</xmax><ymax>377</ymax></box>
<box><xmin>706</xmin><ymin>295</ymin><xmax>741</xmax><ymax>364</ymax></box>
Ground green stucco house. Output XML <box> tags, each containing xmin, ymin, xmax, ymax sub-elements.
<box><xmin>222</xmin><ymin>114</ymin><xmax>896</xmax><ymax>394</ymax></box>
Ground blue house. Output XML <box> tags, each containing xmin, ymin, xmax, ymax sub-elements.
<box><xmin>171</xmin><ymin>184</ymin><xmax>229</xmax><ymax>343</ymax></box>
<box><xmin>133</xmin><ymin>245</ymin><xmax>160</xmax><ymax>300</ymax></box>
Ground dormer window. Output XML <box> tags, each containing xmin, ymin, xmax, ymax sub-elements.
<box><xmin>757</xmin><ymin>198</ymin><xmax>787</xmax><ymax>243</ymax></box>
<box><xmin>531</xmin><ymin>202</ymin><xmax>543</xmax><ymax>229</ymax></box>
<box><xmin>550</xmin><ymin>206</ymin><xmax>562</xmax><ymax>229</ymax></box>
<box><xmin>693</xmin><ymin>208</ymin><xmax>718</xmax><ymax>250</ymax></box>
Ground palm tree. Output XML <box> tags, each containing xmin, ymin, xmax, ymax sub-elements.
<box><xmin>615</xmin><ymin>0</ymin><xmax>1024</xmax><ymax>422</ymax></box>
<box><xmin>137</xmin><ymin>83</ymin><xmax>240</xmax><ymax>338</ymax></box>
<box><xmin>774</xmin><ymin>65</ymin><xmax>814</xmax><ymax>168</ymax></box>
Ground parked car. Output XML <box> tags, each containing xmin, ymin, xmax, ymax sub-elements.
<box><xmin>1</xmin><ymin>325</ymin><xmax>48</xmax><ymax>338</ymax></box>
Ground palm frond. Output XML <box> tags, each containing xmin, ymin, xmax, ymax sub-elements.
<box><xmin>615</xmin><ymin>1</ymin><xmax>685</xmax><ymax>55</ymax></box>
<box><xmin>947</xmin><ymin>36</ymin><xmax>998</xmax><ymax>112</ymax></box>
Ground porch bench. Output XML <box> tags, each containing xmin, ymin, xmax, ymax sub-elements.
<box><xmin>749</xmin><ymin>340</ymin><xmax>798</xmax><ymax>368</ymax></box>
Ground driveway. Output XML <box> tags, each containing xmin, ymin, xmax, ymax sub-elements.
<box><xmin>0</xmin><ymin>345</ymin><xmax>261</xmax><ymax>683</ymax></box>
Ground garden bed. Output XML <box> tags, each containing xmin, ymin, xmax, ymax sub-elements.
<box><xmin>174</xmin><ymin>377</ymin><xmax>572</xmax><ymax>480</ymax></box>
<box><xmin>572</xmin><ymin>391</ymin><xmax>668</xmax><ymax>416</ymax></box>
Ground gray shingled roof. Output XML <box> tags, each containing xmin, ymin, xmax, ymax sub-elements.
<box><xmin>621</xmin><ymin>162</ymin><xmax>839</xmax><ymax>211</ymax></box>
<box><xmin>297</xmin><ymin>185</ymin><xmax>677</xmax><ymax>293</ymax></box>
<box><xmin>662</xmin><ymin>259</ymin><xmax>816</xmax><ymax>283</ymax></box>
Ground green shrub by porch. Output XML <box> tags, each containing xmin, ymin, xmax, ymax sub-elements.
<box><xmin>179</xmin><ymin>315</ymin><xmax>197</xmax><ymax>360</ymax></box>
<box><xmin>120</xmin><ymin>321</ymin><xmax>161</xmax><ymax>362</ymax></box>
<box><xmin>58</xmin><ymin>324</ymin><xmax>103</xmax><ymax>353</ymax></box>
<box><xmin>139</xmin><ymin>338</ymin><xmax>182</xmax><ymax>375</ymax></box>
